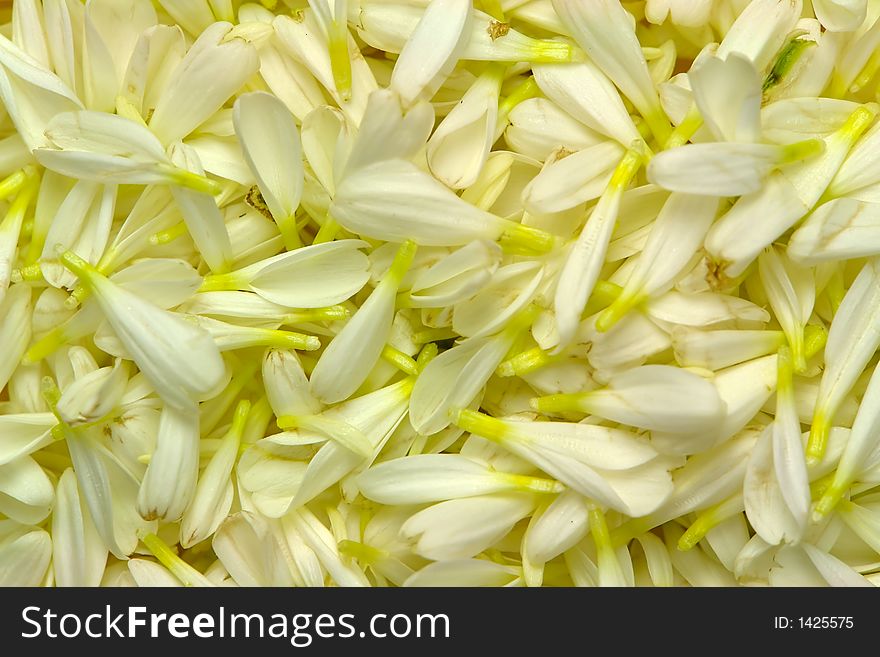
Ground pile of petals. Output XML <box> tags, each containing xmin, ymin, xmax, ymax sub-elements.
<box><xmin>3</xmin><ymin>0</ymin><xmax>880</xmax><ymax>587</ymax></box>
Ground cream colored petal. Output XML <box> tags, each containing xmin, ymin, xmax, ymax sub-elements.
<box><xmin>148</xmin><ymin>22</ymin><xmax>259</xmax><ymax>144</ymax></box>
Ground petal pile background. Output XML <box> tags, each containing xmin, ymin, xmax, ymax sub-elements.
<box><xmin>2</xmin><ymin>0</ymin><xmax>880</xmax><ymax>587</ymax></box>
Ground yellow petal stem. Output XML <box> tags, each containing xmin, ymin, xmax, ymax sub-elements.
<box><xmin>804</xmin><ymin>324</ymin><xmax>828</xmax><ymax>359</ymax></box>
<box><xmin>497</xmin><ymin>76</ymin><xmax>540</xmax><ymax>120</ymax></box>
<box><xmin>139</xmin><ymin>532</ymin><xmax>211</xmax><ymax>587</ymax></box>
<box><xmin>595</xmin><ymin>289</ymin><xmax>648</xmax><ymax>333</ymax></box>
<box><xmin>677</xmin><ymin>496</ymin><xmax>743</xmax><ymax>551</ymax></box>
<box><xmin>583</xmin><ymin>280</ymin><xmax>623</xmax><ymax>317</ymax></box>
<box><xmin>416</xmin><ymin>343</ymin><xmax>439</xmax><ymax>371</ymax></box>
<box><xmin>530</xmin><ymin>391</ymin><xmax>587</xmax><ymax>414</ymax></box>
<box><xmin>312</xmin><ymin>217</ymin><xmax>342</xmax><ymax>244</ymax></box>
<box><xmin>198</xmin><ymin>271</ymin><xmax>247</xmax><ymax>292</ymax></box>
<box><xmin>10</xmin><ymin>262</ymin><xmax>43</xmax><ymax>284</ymax></box>
<box><xmin>413</xmin><ymin>328</ymin><xmax>459</xmax><ymax>345</ymax></box>
<box><xmin>56</xmin><ymin>248</ymin><xmax>102</xmax><ymax>288</ymax></box>
<box><xmin>806</xmin><ymin>411</ymin><xmax>830</xmax><ymax>466</ymax></box>
<box><xmin>663</xmin><ymin>105</ymin><xmax>704</xmax><ymax>150</ymax></box>
<box><xmin>500</xmin><ymin>473</ymin><xmax>566</xmax><ymax>494</ymax></box>
<box><xmin>778</xmin><ymin>138</ymin><xmax>825</xmax><ymax>165</ymax></box>
<box><xmin>0</xmin><ymin>168</ymin><xmax>28</xmax><ymax>201</ymax></box>
<box><xmin>498</xmin><ymin>221</ymin><xmax>556</xmax><ymax>255</ymax></box>
<box><xmin>276</xmin><ymin>213</ymin><xmax>301</xmax><ymax>250</ymax></box>
<box><xmin>497</xmin><ymin>346</ymin><xmax>556</xmax><ymax>377</ymax></box>
<box><xmin>24</xmin><ymin>326</ymin><xmax>69</xmax><ymax>364</ymax></box>
<box><xmin>166</xmin><ymin>167</ymin><xmax>224</xmax><ymax>196</ymax></box>
<box><xmin>454</xmin><ymin>408</ymin><xmax>510</xmax><ymax>443</ymax></box>
<box><xmin>381</xmin><ymin>344</ymin><xmax>420</xmax><ymax>376</ymax></box>
<box><xmin>338</xmin><ymin>539</ymin><xmax>388</xmax><ymax>566</ymax></box>
<box><xmin>282</xmin><ymin>306</ymin><xmax>351</xmax><ymax>324</ymax></box>
<box><xmin>328</xmin><ymin>20</ymin><xmax>352</xmax><ymax>103</ymax></box>
<box><xmin>588</xmin><ymin>506</ymin><xmax>626</xmax><ymax>584</ymax></box>
<box><xmin>150</xmin><ymin>222</ymin><xmax>189</xmax><ymax>246</ymax></box>
<box><xmin>388</xmin><ymin>240</ymin><xmax>419</xmax><ymax>285</ymax></box>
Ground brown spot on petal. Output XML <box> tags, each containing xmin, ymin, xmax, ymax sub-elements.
<box><xmin>488</xmin><ymin>21</ymin><xmax>510</xmax><ymax>40</ymax></box>
<box><xmin>552</xmin><ymin>146</ymin><xmax>576</xmax><ymax>161</ymax></box>
<box><xmin>705</xmin><ymin>253</ymin><xmax>731</xmax><ymax>291</ymax></box>
<box><xmin>245</xmin><ymin>185</ymin><xmax>274</xmax><ymax>221</ymax></box>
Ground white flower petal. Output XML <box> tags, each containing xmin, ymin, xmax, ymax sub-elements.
<box><xmin>56</xmin><ymin>359</ymin><xmax>127</xmax><ymax>426</ymax></box>
<box><xmin>504</xmin><ymin>97</ymin><xmax>605</xmax><ymax>162</ymax></box>
<box><xmin>789</xmin><ymin>198</ymin><xmax>880</xmax><ymax>263</ymax></box>
<box><xmin>514</xmin><ymin>419</ymin><xmax>659</xmax><ymax>471</ymax></box>
<box><xmin>0</xmin><ymin>455</ymin><xmax>54</xmax><ymax>525</ymax></box>
<box><xmin>357</xmin><ymin>454</ymin><xmax>533</xmax><ymax>504</ymax></box>
<box><xmin>402</xmin><ymin>493</ymin><xmax>535</xmax><ymax>560</ymax></box>
<box><xmin>645</xmin><ymin>0</ymin><xmax>713</xmax><ymax>28</ymax></box>
<box><xmin>63</xmin><ymin>424</ymin><xmax>152</xmax><ymax>558</ymax></box>
<box><xmin>810</xmin><ymin>259</ymin><xmax>880</xmax><ymax>462</ymax></box>
<box><xmin>332</xmin><ymin>158</ymin><xmax>506</xmax><ymax>246</ymax></box>
<box><xmin>453</xmin><ymin>262</ymin><xmax>544</xmax><ymax>339</ymax></box>
<box><xmin>0</xmin><ymin>284</ymin><xmax>31</xmax><ymax>395</ymax></box>
<box><xmin>552</xmin><ymin>0</ymin><xmax>668</xmax><ymax>141</ymax></box>
<box><xmin>409</xmin><ymin>333</ymin><xmax>512</xmax><ymax>435</ymax></box>
<box><xmin>801</xmin><ymin>543</ymin><xmax>873</xmax><ymax>586</ymax></box>
<box><xmin>537</xmin><ymin>364</ymin><xmax>725</xmax><ymax>434</ymax></box>
<box><xmin>283</xmin><ymin>507</ymin><xmax>369</xmax><ymax>586</ymax></box>
<box><xmin>715</xmin><ymin>0</ymin><xmax>804</xmax><ymax>72</ymax></box>
<box><xmin>263</xmin><ymin>349</ymin><xmax>322</xmax><ymax>418</ymax></box>
<box><xmin>553</xmin><ymin>166</ymin><xmax>627</xmax><ymax>349</ymax></box>
<box><xmin>62</xmin><ymin>252</ymin><xmax>227</xmax><ymax>410</ymax></box>
<box><xmin>272</xmin><ymin>12</ymin><xmax>378</xmax><ymax>124</ymax></box>
<box><xmin>52</xmin><ymin>468</ymin><xmax>107</xmax><ymax>587</ymax></box>
<box><xmin>524</xmin><ymin>490</ymin><xmax>590</xmax><ymax>563</ymax></box>
<box><xmin>408</xmin><ymin>240</ymin><xmax>502</xmax><ymax>308</ymax></box>
<box><xmin>234</xmin><ymin>91</ymin><xmax>303</xmax><ymax>249</ymax></box>
<box><xmin>772</xmin><ymin>352</ymin><xmax>811</xmax><ymax>531</ymax></box>
<box><xmin>706</xmin><ymin>106</ymin><xmax>876</xmax><ymax>277</ymax></box>
<box><xmin>688</xmin><ymin>53</ymin><xmax>761</xmax><ymax>143</ymax></box>
<box><xmin>156</xmin><ymin>0</ymin><xmax>214</xmax><ymax>36</ymax></box>
<box><xmin>310</xmin><ymin>242</ymin><xmax>415</xmax><ymax>403</ymax></box>
<box><xmin>217</xmin><ymin>239</ymin><xmax>370</xmax><ymax>308</ymax></box>
<box><xmin>652</xmin><ymin>356</ymin><xmax>778</xmax><ymax>454</ymax></box>
<box><xmin>287</xmin><ymin>378</ymin><xmax>412</xmax><ymax>509</ymax></box>
<box><xmin>532</xmin><ymin>62</ymin><xmax>641</xmax><ymax>147</ymax></box>
<box><xmin>0</xmin><ymin>522</ymin><xmax>51</xmax><ymax>586</ymax></box>
<box><xmin>522</xmin><ymin>141</ymin><xmax>625</xmax><ymax>214</ymax></box>
<box><xmin>259</xmin><ymin>45</ymin><xmax>326</xmax><ymax>123</ymax></box>
<box><xmin>648</xmin><ymin>142</ymin><xmax>810</xmax><ymax>197</ymax></box>
<box><xmin>213</xmin><ymin>511</ymin><xmax>295</xmax><ymax>586</ymax></box>
<box><xmin>148</xmin><ymin>22</ymin><xmax>259</xmax><ymax>144</ymax></box>
<box><xmin>82</xmin><ymin>0</ymin><xmax>158</xmax><ymax>112</ymax></box>
<box><xmin>427</xmin><ymin>65</ymin><xmax>503</xmax><ymax>189</ymax></box>
<box><xmin>301</xmin><ymin>105</ymin><xmax>349</xmax><ymax>196</ymax></box>
<box><xmin>12</xmin><ymin>0</ymin><xmax>49</xmax><ymax>69</ymax></box>
<box><xmin>137</xmin><ymin>404</ymin><xmax>200</xmax><ymax>522</ymax></box>
<box><xmin>0</xmin><ymin>412</ymin><xmax>56</xmax><ymax>466</ymax></box>
<box><xmin>813</xmin><ymin>0</ymin><xmax>867</xmax><ymax>32</ymax></box>
<box><xmin>744</xmin><ymin>425</ymin><xmax>803</xmax><ymax>545</ymax></box>
<box><xmin>0</xmin><ymin>32</ymin><xmax>82</xmax><ymax>150</ymax></box>
<box><xmin>601</xmin><ymin>193</ymin><xmax>718</xmax><ymax>329</ymax></box>
<box><xmin>180</xmin><ymin>403</ymin><xmax>246</xmax><ymax>547</ymax></box>
<box><xmin>389</xmin><ymin>0</ymin><xmax>471</xmax><ymax>107</ymax></box>
<box><xmin>758</xmin><ymin>246</ymin><xmax>815</xmax><ymax>368</ymax></box>
<box><xmin>403</xmin><ymin>559</ymin><xmax>520</xmax><ymax>587</ymax></box>
<box><xmin>168</xmin><ymin>142</ymin><xmax>234</xmax><ymax>273</ymax></box>
<box><xmin>673</xmin><ymin>328</ymin><xmax>785</xmax><ymax>370</ymax></box>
